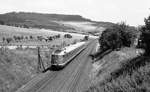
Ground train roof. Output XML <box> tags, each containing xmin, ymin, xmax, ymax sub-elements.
<box><xmin>53</xmin><ymin>42</ymin><xmax>85</xmax><ymax>55</ymax></box>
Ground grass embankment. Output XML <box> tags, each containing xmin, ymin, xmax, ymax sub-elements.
<box><xmin>0</xmin><ymin>48</ymin><xmax>51</xmax><ymax>92</ymax></box>
<box><xmin>87</xmin><ymin>47</ymin><xmax>150</xmax><ymax>92</ymax></box>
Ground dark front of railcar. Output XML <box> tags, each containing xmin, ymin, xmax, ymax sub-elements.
<box><xmin>51</xmin><ymin>54</ymin><xmax>58</xmax><ymax>65</ymax></box>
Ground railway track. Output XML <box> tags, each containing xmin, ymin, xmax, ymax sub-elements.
<box><xmin>17</xmin><ymin>41</ymin><xmax>96</xmax><ymax>92</ymax></box>
<box><xmin>51</xmin><ymin>43</ymin><xmax>94</xmax><ymax>92</ymax></box>
<box><xmin>39</xmin><ymin>41</ymin><xmax>95</xmax><ymax>92</ymax></box>
<box><xmin>62</xmin><ymin>44</ymin><xmax>95</xmax><ymax>92</ymax></box>
<box><xmin>36</xmin><ymin>56</ymin><xmax>82</xmax><ymax>92</ymax></box>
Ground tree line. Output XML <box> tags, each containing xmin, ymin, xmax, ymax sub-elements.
<box><xmin>1</xmin><ymin>33</ymin><xmax>74</xmax><ymax>44</ymax></box>
<box><xmin>90</xmin><ymin>15</ymin><xmax>150</xmax><ymax>61</ymax></box>
<box><xmin>90</xmin><ymin>22</ymin><xmax>138</xmax><ymax>61</ymax></box>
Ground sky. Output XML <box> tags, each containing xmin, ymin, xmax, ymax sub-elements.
<box><xmin>0</xmin><ymin>0</ymin><xmax>150</xmax><ymax>26</ymax></box>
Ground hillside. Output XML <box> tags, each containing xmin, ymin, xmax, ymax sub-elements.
<box><xmin>0</xmin><ymin>48</ymin><xmax>38</xmax><ymax>92</ymax></box>
<box><xmin>0</xmin><ymin>12</ymin><xmax>115</xmax><ymax>32</ymax></box>
<box><xmin>0</xmin><ymin>12</ymin><xmax>92</xmax><ymax>31</ymax></box>
<box><xmin>86</xmin><ymin>47</ymin><xmax>150</xmax><ymax>92</ymax></box>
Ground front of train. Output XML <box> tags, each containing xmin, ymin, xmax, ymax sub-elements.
<box><xmin>51</xmin><ymin>49</ymin><xmax>64</xmax><ymax>70</ymax></box>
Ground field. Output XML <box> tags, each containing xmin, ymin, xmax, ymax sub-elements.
<box><xmin>0</xmin><ymin>24</ymin><xmax>92</xmax><ymax>92</ymax></box>
<box><xmin>0</xmin><ymin>25</ymin><xmax>88</xmax><ymax>45</ymax></box>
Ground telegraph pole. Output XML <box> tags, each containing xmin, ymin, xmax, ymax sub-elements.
<box><xmin>37</xmin><ymin>46</ymin><xmax>45</xmax><ymax>73</ymax></box>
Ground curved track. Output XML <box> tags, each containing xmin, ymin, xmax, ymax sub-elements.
<box><xmin>18</xmin><ymin>41</ymin><xmax>96</xmax><ymax>92</ymax></box>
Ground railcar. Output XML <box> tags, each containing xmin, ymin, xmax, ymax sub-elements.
<box><xmin>51</xmin><ymin>42</ymin><xmax>86</xmax><ymax>69</ymax></box>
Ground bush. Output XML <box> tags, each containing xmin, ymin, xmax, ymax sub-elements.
<box><xmin>87</xmin><ymin>56</ymin><xmax>150</xmax><ymax>92</ymax></box>
<box><xmin>64</xmin><ymin>34</ymin><xmax>72</xmax><ymax>38</ymax></box>
<box><xmin>144</xmin><ymin>16</ymin><xmax>150</xmax><ymax>30</ymax></box>
<box><xmin>137</xmin><ymin>15</ymin><xmax>150</xmax><ymax>55</ymax></box>
<box><xmin>6</xmin><ymin>37</ymin><xmax>13</xmax><ymax>43</ymax></box>
<box><xmin>99</xmin><ymin>28</ymin><xmax>123</xmax><ymax>51</ymax></box>
<box><xmin>99</xmin><ymin>22</ymin><xmax>137</xmax><ymax>51</ymax></box>
<box><xmin>90</xmin><ymin>22</ymin><xmax>138</xmax><ymax>60</ymax></box>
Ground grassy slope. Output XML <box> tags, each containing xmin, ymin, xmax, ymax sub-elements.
<box><xmin>86</xmin><ymin>47</ymin><xmax>150</xmax><ymax>92</ymax></box>
<box><xmin>0</xmin><ymin>47</ymin><xmax>54</xmax><ymax>92</ymax></box>
<box><xmin>0</xmin><ymin>48</ymin><xmax>38</xmax><ymax>92</ymax></box>
<box><xmin>0</xmin><ymin>25</ymin><xmax>85</xmax><ymax>46</ymax></box>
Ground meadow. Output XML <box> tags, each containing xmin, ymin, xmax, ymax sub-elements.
<box><xmin>0</xmin><ymin>25</ymin><xmax>86</xmax><ymax>46</ymax></box>
<box><xmin>0</xmin><ymin>24</ymin><xmax>87</xmax><ymax>92</ymax></box>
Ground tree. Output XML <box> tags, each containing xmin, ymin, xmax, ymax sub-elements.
<box><xmin>99</xmin><ymin>28</ymin><xmax>123</xmax><ymax>51</ymax></box>
<box><xmin>6</xmin><ymin>38</ymin><xmax>13</xmax><ymax>43</ymax></box>
<box><xmin>23</xmin><ymin>24</ymin><xmax>29</xmax><ymax>28</ymax></box>
<box><xmin>25</xmin><ymin>36</ymin><xmax>28</xmax><ymax>40</ymax></box>
<box><xmin>17</xmin><ymin>36</ymin><xmax>21</xmax><ymax>41</ymax></box>
<box><xmin>137</xmin><ymin>16</ymin><xmax>150</xmax><ymax>55</ymax></box>
<box><xmin>113</xmin><ymin>22</ymin><xmax>137</xmax><ymax>46</ymax></box>
<box><xmin>0</xmin><ymin>20</ymin><xmax>4</xmax><ymax>25</ymax></box>
<box><xmin>91</xmin><ymin>22</ymin><xmax>137</xmax><ymax>60</ymax></box>
<box><xmin>47</xmin><ymin>36</ymin><xmax>53</xmax><ymax>41</ymax></box>
<box><xmin>2</xmin><ymin>37</ymin><xmax>5</xmax><ymax>42</ymax></box>
<box><xmin>13</xmin><ymin>35</ymin><xmax>17</xmax><ymax>41</ymax></box>
<box><xmin>83</xmin><ymin>36</ymin><xmax>89</xmax><ymax>41</ymax></box>
<box><xmin>56</xmin><ymin>34</ymin><xmax>60</xmax><ymax>38</ymax></box>
<box><xmin>144</xmin><ymin>16</ymin><xmax>150</xmax><ymax>30</ymax></box>
<box><xmin>29</xmin><ymin>35</ymin><xmax>33</xmax><ymax>39</ymax></box>
<box><xmin>37</xmin><ymin>36</ymin><xmax>43</xmax><ymax>41</ymax></box>
<box><xmin>64</xmin><ymin>34</ymin><xmax>72</xmax><ymax>38</ymax></box>
<box><xmin>21</xmin><ymin>35</ymin><xmax>24</xmax><ymax>40</ymax></box>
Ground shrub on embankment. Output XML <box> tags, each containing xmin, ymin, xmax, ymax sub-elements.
<box><xmin>92</xmin><ymin>22</ymin><xmax>138</xmax><ymax>60</ymax></box>
<box><xmin>99</xmin><ymin>22</ymin><xmax>137</xmax><ymax>52</ymax></box>
<box><xmin>87</xmin><ymin>55</ymin><xmax>150</xmax><ymax>92</ymax></box>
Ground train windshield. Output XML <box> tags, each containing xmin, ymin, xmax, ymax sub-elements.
<box><xmin>51</xmin><ymin>55</ymin><xmax>58</xmax><ymax>64</ymax></box>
